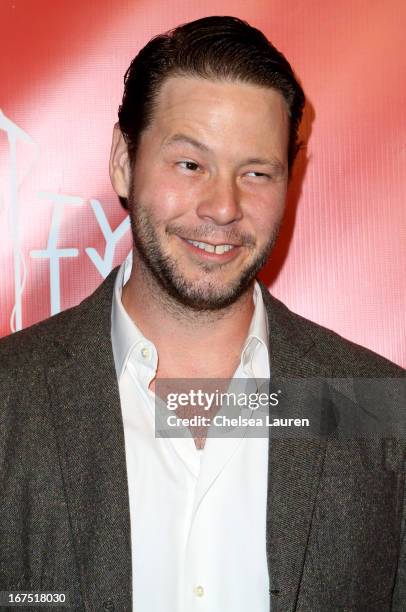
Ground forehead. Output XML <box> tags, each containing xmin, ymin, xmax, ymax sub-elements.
<box><xmin>148</xmin><ymin>75</ymin><xmax>289</xmax><ymax>153</ymax></box>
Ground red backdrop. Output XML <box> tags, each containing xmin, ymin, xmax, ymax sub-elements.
<box><xmin>1</xmin><ymin>0</ymin><xmax>405</xmax><ymax>367</ymax></box>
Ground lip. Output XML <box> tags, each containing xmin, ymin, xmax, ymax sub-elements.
<box><xmin>178</xmin><ymin>236</ymin><xmax>242</xmax><ymax>261</ymax></box>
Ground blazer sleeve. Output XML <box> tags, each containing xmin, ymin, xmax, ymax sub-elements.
<box><xmin>392</xmin><ymin>463</ymin><xmax>406</xmax><ymax>610</ymax></box>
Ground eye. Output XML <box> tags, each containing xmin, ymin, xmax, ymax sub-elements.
<box><xmin>245</xmin><ymin>171</ymin><xmax>271</xmax><ymax>180</ymax></box>
<box><xmin>178</xmin><ymin>160</ymin><xmax>200</xmax><ymax>172</ymax></box>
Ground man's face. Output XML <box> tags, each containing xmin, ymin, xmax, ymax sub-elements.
<box><xmin>125</xmin><ymin>76</ymin><xmax>289</xmax><ymax>310</ymax></box>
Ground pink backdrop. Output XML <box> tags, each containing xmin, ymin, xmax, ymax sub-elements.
<box><xmin>1</xmin><ymin>0</ymin><xmax>405</xmax><ymax>367</ymax></box>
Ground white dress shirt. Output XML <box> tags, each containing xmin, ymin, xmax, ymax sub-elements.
<box><xmin>111</xmin><ymin>253</ymin><xmax>271</xmax><ymax>612</ymax></box>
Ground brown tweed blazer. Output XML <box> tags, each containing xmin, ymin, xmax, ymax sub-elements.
<box><xmin>0</xmin><ymin>267</ymin><xmax>405</xmax><ymax>612</ymax></box>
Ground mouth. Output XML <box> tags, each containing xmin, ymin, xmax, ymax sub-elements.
<box><xmin>178</xmin><ymin>236</ymin><xmax>242</xmax><ymax>261</ymax></box>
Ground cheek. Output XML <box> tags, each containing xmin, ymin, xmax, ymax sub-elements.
<box><xmin>246</xmin><ymin>190</ymin><xmax>286</xmax><ymax>238</ymax></box>
<box><xmin>134</xmin><ymin>170</ymin><xmax>197</xmax><ymax>220</ymax></box>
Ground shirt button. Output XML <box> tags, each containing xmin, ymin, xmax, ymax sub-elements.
<box><xmin>141</xmin><ymin>347</ymin><xmax>150</xmax><ymax>360</ymax></box>
<box><xmin>194</xmin><ymin>585</ymin><xmax>205</xmax><ymax>597</ymax></box>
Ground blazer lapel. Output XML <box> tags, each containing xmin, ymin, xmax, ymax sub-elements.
<box><xmin>260</xmin><ymin>283</ymin><xmax>329</xmax><ymax>611</ymax></box>
<box><xmin>45</xmin><ymin>269</ymin><xmax>132</xmax><ymax>611</ymax></box>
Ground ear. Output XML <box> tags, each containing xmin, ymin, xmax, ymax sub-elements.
<box><xmin>109</xmin><ymin>123</ymin><xmax>131</xmax><ymax>198</ymax></box>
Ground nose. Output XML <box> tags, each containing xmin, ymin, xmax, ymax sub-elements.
<box><xmin>196</xmin><ymin>175</ymin><xmax>243</xmax><ymax>225</ymax></box>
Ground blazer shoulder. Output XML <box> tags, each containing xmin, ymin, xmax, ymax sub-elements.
<box><xmin>298</xmin><ymin>311</ymin><xmax>404</xmax><ymax>376</ymax></box>
<box><xmin>0</xmin><ymin>303</ymin><xmax>83</xmax><ymax>372</ymax></box>
<box><xmin>0</xmin><ymin>266</ymin><xmax>119</xmax><ymax>373</ymax></box>
<box><xmin>261</xmin><ymin>286</ymin><xmax>405</xmax><ymax>377</ymax></box>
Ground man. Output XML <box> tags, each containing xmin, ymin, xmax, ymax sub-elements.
<box><xmin>0</xmin><ymin>15</ymin><xmax>405</xmax><ymax>612</ymax></box>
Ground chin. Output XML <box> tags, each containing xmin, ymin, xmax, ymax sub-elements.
<box><xmin>162</xmin><ymin>275</ymin><xmax>254</xmax><ymax>311</ymax></box>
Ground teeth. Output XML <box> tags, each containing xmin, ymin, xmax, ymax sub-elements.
<box><xmin>215</xmin><ymin>244</ymin><xmax>233</xmax><ymax>254</ymax></box>
<box><xmin>186</xmin><ymin>240</ymin><xmax>235</xmax><ymax>254</ymax></box>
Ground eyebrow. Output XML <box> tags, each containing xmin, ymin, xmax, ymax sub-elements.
<box><xmin>162</xmin><ymin>133</ymin><xmax>210</xmax><ymax>153</ymax></box>
<box><xmin>162</xmin><ymin>132</ymin><xmax>286</xmax><ymax>175</ymax></box>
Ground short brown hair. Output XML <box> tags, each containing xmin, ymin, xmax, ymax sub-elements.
<box><xmin>119</xmin><ymin>15</ymin><xmax>305</xmax><ymax>174</ymax></box>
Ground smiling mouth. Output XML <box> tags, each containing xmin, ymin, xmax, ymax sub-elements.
<box><xmin>185</xmin><ymin>239</ymin><xmax>236</xmax><ymax>255</ymax></box>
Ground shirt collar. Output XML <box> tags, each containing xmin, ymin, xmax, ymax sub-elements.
<box><xmin>239</xmin><ymin>281</ymin><xmax>270</xmax><ymax>379</ymax></box>
<box><xmin>111</xmin><ymin>251</ymin><xmax>147</xmax><ymax>380</ymax></box>
<box><xmin>111</xmin><ymin>252</ymin><xmax>270</xmax><ymax>381</ymax></box>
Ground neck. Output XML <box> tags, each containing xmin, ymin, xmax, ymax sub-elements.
<box><xmin>122</xmin><ymin>254</ymin><xmax>255</xmax><ymax>377</ymax></box>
